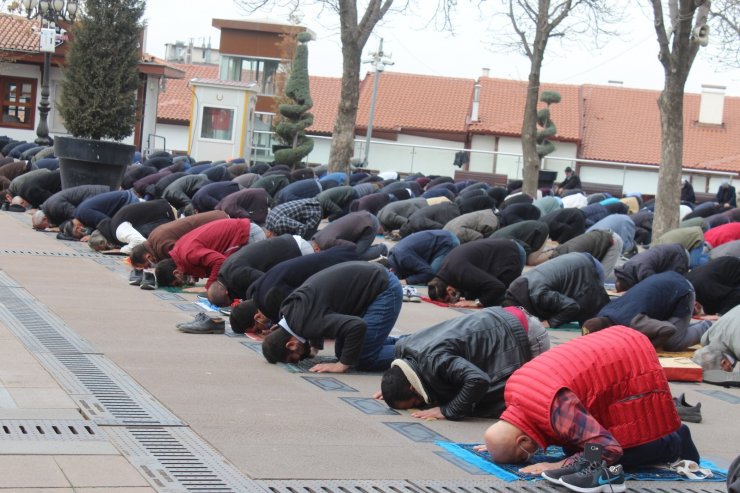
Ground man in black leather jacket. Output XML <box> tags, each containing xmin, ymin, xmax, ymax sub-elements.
<box><xmin>376</xmin><ymin>307</ymin><xmax>549</xmax><ymax>420</ymax></box>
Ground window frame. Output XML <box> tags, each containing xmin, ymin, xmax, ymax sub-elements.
<box><xmin>0</xmin><ymin>76</ymin><xmax>37</xmax><ymax>130</ymax></box>
<box><xmin>198</xmin><ymin>105</ymin><xmax>237</xmax><ymax>143</ymax></box>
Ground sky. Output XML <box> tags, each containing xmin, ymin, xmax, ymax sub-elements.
<box><xmin>143</xmin><ymin>0</ymin><xmax>740</xmax><ymax>96</ymax></box>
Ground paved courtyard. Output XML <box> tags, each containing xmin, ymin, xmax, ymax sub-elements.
<box><xmin>0</xmin><ymin>210</ymin><xmax>736</xmax><ymax>492</ymax></box>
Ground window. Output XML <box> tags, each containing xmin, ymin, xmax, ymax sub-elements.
<box><xmin>251</xmin><ymin>112</ymin><xmax>275</xmax><ymax>160</ymax></box>
<box><xmin>1</xmin><ymin>76</ymin><xmax>36</xmax><ymax>129</ymax></box>
<box><xmin>200</xmin><ymin>106</ymin><xmax>234</xmax><ymax>141</ymax></box>
<box><xmin>220</xmin><ymin>56</ymin><xmax>281</xmax><ymax>95</ymax></box>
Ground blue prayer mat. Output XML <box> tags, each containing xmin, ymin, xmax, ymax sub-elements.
<box><xmin>435</xmin><ymin>443</ymin><xmax>727</xmax><ymax>482</ymax></box>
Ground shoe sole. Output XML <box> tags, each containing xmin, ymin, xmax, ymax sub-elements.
<box><xmin>541</xmin><ymin>473</ymin><xmax>565</xmax><ymax>485</ymax></box>
<box><xmin>703</xmin><ymin>370</ymin><xmax>740</xmax><ymax>387</ymax></box>
<box><xmin>177</xmin><ymin>327</ymin><xmax>225</xmax><ymax>334</ymax></box>
<box><xmin>558</xmin><ymin>480</ymin><xmax>626</xmax><ymax>493</ymax></box>
<box><xmin>678</xmin><ymin>414</ymin><xmax>702</xmax><ymax>423</ymax></box>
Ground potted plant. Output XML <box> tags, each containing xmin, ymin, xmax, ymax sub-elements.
<box><xmin>55</xmin><ymin>0</ymin><xmax>145</xmax><ymax>189</ymax></box>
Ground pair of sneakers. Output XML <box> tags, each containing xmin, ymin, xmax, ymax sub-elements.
<box><xmin>128</xmin><ymin>269</ymin><xmax>157</xmax><ymax>290</ymax></box>
<box><xmin>402</xmin><ymin>285</ymin><xmax>421</xmax><ymax>303</ymax></box>
<box><xmin>542</xmin><ymin>457</ymin><xmax>626</xmax><ymax>493</ymax></box>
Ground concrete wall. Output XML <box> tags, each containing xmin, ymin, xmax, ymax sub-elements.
<box><xmin>306</xmin><ymin>133</ymin><xmax>465</xmax><ymax>176</ymax></box>
<box><xmin>154</xmin><ymin>123</ymin><xmax>189</xmax><ymax>154</ymax></box>
<box><xmin>469</xmin><ymin>135</ymin><xmax>577</xmax><ymax>182</ymax></box>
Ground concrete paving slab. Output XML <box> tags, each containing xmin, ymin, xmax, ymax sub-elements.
<box><xmin>53</xmin><ymin>455</ymin><xmax>150</xmax><ymax>488</ymax></box>
<box><xmin>0</xmin><ymin>456</ymin><xmax>70</xmax><ymax>488</ymax></box>
<box><xmin>6</xmin><ymin>388</ymin><xmax>77</xmax><ymax>410</ymax></box>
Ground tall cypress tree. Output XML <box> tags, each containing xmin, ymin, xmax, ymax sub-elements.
<box><xmin>273</xmin><ymin>31</ymin><xmax>314</xmax><ymax>169</ymax></box>
<box><xmin>59</xmin><ymin>0</ymin><xmax>144</xmax><ymax>141</ymax></box>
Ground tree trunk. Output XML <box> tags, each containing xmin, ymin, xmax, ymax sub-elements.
<box><xmin>328</xmin><ymin>47</ymin><xmax>362</xmax><ymax>172</ymax></box>
<box><xmin>652</xmin><ymin>78</ymin><xmax>686</xmax><ymax>241</ymax></box>
<box><xmin>521</xmin><ymin>60</ymin><xmax>543</xmax><ymax>196</ymax></box>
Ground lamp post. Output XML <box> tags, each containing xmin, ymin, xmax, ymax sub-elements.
<box><xmin>362</xmin><ymin>38</ymin><xmax>393</xmax><ymax>166</ymax></box>
<box><xmin>21</xmin><ymin>0</ymin><xmax>79</xmax><ymax>146</ymax></box>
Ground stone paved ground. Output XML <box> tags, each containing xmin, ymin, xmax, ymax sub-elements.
<box><xmin>0</xmin><ymin>210</ymin><xmax>736</xmax><ymax>491</ymax></box>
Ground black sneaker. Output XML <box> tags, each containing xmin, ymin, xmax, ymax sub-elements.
<box><xmin>542</xmin><ymin>457</ymin><xmax>592</xmax><ymax>485</ymax></box>
<box><xmin>560</xmin><ymin>461</ymin><xmax>626</xmax><ymax>493</ymax></box>
<box><xmin>128</xmin><ymin>269</ymin><xmax>144</xmax><ymax>286</ymax></box>
<box><xmin>177</xmin><ymin>316</ymin><xmax>226</xmax><ymax>334</ymax></box>
<box><xmin>140</xmin><ymin>271</ymin><xmax>157</xmax><ymax>290</ymax></box>
<box><xmin>673</xmin><ymin>393</ymin><xmax>702</xmax><ymax>423</ymax></box>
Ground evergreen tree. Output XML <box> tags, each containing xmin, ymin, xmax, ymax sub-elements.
<box><xmin>59</xmin><ymin>0</ymin><xmax>144</xmax><ymax>141</ymax></box>
<box><xmin>273</xmin><ymin>31</ymin><xmax>314</xmax><ymax>169</ymax></box>
<box><xmin>536</xmin><ymin>91</ymin><xmax>560</xmax><ymax>159</ymax></box>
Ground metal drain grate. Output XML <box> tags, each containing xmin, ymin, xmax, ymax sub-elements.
<box><xmin>0</xmin><ymin>282</ymin><xmax>97</xmax><ymax>354</ymax></box>
<box><xmin>34</xmin><ymin>353</ymin><xmax>184</xmax><ymax>426</ymax></box>
<box><xmin>0</xmin><ymin>248</ymin><xmax>101</xmax><ymax>258</ymax></box>
<box><xmin>257</xmin><ymin>480</ymin><xmax>424</xmax><ymax>493</ymax></box>
<box><xmin>105</xmin><ymin>426</ymin><xmax>263</xmax><ymax>493</ymax></box>
<box><xmin>406</xmin><ymin>479</ymin><xmax>725</xmax><ymax>493</ymax></box>
<box><xmin>0</xmin><ymin>419</ymin><xmax>103</xmax><ymax>441</ymax></box>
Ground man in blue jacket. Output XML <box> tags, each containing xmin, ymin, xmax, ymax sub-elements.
<box><xmin>582</xmin><ymin>271</ymin><xmax>711</xmax><ymax>351</ymax></box>
<box><xmin>387</xmin><ymin>230</ymin><xmax>460</xmax><ymax>285</ymax></box>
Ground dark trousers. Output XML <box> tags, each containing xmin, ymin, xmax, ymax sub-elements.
<box><xmin>621</xmin><ymin>424</ymin><xmax>699</xmax><ymax>468</ymax></box>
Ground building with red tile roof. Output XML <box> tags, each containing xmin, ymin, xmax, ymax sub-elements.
<box><xmin>151</xmin><ymin>59</ymin><xmax>738</xmax><ymax>193</ymax></box>
<box><xmin>0</xmin><ymin>13</ymin><xmax>183</xmax><ymax>153</ymax></box>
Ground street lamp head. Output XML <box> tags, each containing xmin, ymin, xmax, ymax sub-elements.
<box><xmin>39</xmin><ymin>0</ymin><xmax>49</xmax><ymax>13</ymax></box>
<box><xmin>67</xmin><ymin>1</ymin><xmax>79</xmax><ymax>20</ymax></box>
<box><xmin>52</xmin><ymin>0</ymin><xmax>64</xmax><ymax>13</ymax></box>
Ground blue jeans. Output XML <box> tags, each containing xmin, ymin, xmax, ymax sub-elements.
<box><xmin>125</xmin><ymin>189</ymin><xmax>140</xmax><ymax>204</ymax></box>
<box><xmin>689</xmin><ymin>243</ymin><xmax>709</xmax><ymax>269</ymax></box>
<box><xmin>354</xmin><ymin>271</ymin><xmax>403</xmax><ymax>371</ymax></box>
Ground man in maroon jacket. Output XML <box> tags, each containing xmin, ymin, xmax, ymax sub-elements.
<box><xmin>154</xmin><ymin>218</ymin><xmax>265</xmax><ymax>289</ymax></box>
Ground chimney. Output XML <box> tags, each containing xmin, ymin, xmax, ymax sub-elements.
<box><xmin>471</xmin><ymin>82</ymin><xmax>481</xmax><ymax>122</ymax></box>
<box><xmin>205</xmin><ymin>38</ymin><xmax>212</xmax><ymax>65</ymax></box>
<box><xmin>481</xmin><ymin>67</ymin><xmax>490</xmax><ymax>78</ymax></box>
<box><xmin>608</xmin><ymin>80</ymin><xmax>623</xmax><ymax>86</ymax></box>
<box><xmin>699</xmin><ymin>84</ymin><xmax>726</xmax><ymax>125</ymax></box>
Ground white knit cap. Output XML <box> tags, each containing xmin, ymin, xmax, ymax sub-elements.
<box><xmin>391</xmin><ymin>359</ymin><xmax>430</xmax><ymax>404</ymax></box>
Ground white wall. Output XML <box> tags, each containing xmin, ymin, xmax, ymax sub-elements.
<box><xmin>154</xmin><ymin>123</ymin><xmax>189</xmax><ymax>154</ymax></box>
<box><xmin>140</xmin><ymin>75</ymin><xmax>161</xmax><ymax>156</ymax></box>
<box><xmin>468</xmin><ymin>135</ymin><xmax>577</xmax><ymax>181</ymax></box>
<box><xmin>305</xmin><ymin>133</ymin><xmax>464</xmax><ymax>176</ymax></box>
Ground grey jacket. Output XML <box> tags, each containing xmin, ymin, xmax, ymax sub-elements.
<box><xmin>614</xmin><ymin>243</ymin><xmax>689</xmax><ymax>290</ymax></box>
<box><xmin>163</xmin><ymin>174</ymin><xmax>211</xmax><ymax>209</ymax></box>
<box><xmin>505</xmin><ymin>252</ymin><xmax>610</xmax><ymax>327</ymax></box>
<box><xmin>443</xmin><ymin>209</ymin><xmax>500</xmax><ymax>243</ymax></box>
<box><xmin>377</xmin><ymin>198</ymin><xmax>428</xmax><ymax>231</ymax></box>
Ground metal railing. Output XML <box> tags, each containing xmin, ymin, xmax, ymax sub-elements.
<box><xmin>253</xmin><ymin>132</ymin><xmax>736</xmax><ymax>191</ymax></box>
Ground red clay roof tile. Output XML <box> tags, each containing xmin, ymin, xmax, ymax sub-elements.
<box><xmin>469</xmin><ymin>78</ymin><xmax>581</xmax><ymax>142</ymax></box>
<box><xmin>355</xmin><ymin>71</ymin><xmax>474</xmax><ymax>134</ymax></box>
<box><xmin>581</xmin><ymin>84</ymin><xmax>740</xmax><ymax>173</ymax></box>
<box><xmin>157</xmin><ymin>63</ymin><xmax>219</xmax><ymax>123</ymax></box>
<box><xmin>0</xmin><ymin>14</ymin><xmax>41</xmax><ymax>53</ymax></box>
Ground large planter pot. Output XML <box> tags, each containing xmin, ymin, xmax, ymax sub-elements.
<box><xmin>55</xmin><ymin>136</ymin><xmax>134</xmax><ymax>190</ymax></box>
